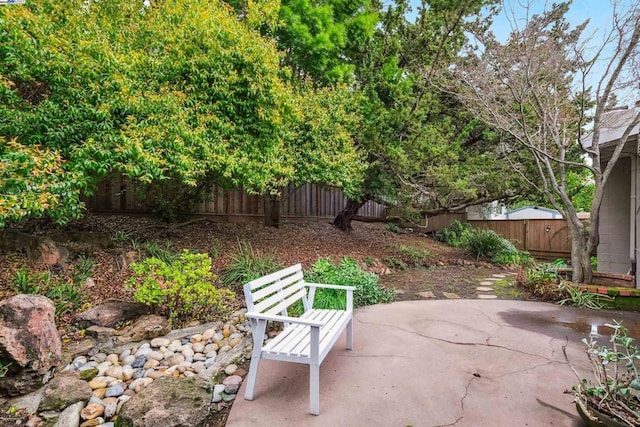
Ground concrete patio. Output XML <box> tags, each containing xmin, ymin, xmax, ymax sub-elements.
<box><xmin>226</xmin><ymin>299</ymin><xmax>640</xmax><ymax>426</ymax></box>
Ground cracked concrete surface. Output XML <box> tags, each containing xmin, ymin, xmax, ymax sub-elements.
<box><xmin>226</xmin><ymin>300</ymin><xmax>640</xmax><ymax>427</ymax></box>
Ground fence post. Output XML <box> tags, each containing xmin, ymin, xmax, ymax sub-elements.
<box><xmin>524</xmin><ymin>219</ymin><xmax>528</xmax><ymax>252</ymax></box>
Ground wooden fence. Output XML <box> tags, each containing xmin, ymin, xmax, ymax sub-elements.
<box><xmin>469</xmin><ymin>219</ymin><xmax>575</xmax><ymax>258</ymax></box>
<box><xmin>424</xmin><ymin>213</ymin><xmax>467</xmax><ymax>233</ymax></box>
<box><xmin>84</xmin><ymin>177</ymin><xmax>387</xmax><ymax>222</ymax></box>
<box><xmin>424</xmin><ymin>213</ymin><xmax>581</xmax><ymax>258</ymax></box>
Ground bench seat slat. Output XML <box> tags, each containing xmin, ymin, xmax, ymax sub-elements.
<box><xmin>263</xmin><ymin>309</ymin><xmax>350</xmax><ymax>361</ymax></box>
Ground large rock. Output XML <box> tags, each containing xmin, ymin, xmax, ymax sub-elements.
<box><xmin>0</xmin><ymin>295</ymin><xmax>62</xmax><ymax>396</ymax></box>
<box><xmin>0</xmin><ymin>230</ymin><xmax>68</xmax><ymax>265</ymax></box>
<box><xmin>117</xmin><ymin>376</ymin><xmax>212</xmax><ymax>427</ymax></box>
<box><xmin>39</xmin><ymin>373</ymin><xmax>92</xmax><ymax>411</ymax></box>
<box><xmin>115</xmin><ymin>315</ymin><xmax>170</xmax><ymax>345</ymax></box>
<box><xmin>75</xmin><ymin>302</ymin><xmax>151</xmax><ymax>329</ymax></box>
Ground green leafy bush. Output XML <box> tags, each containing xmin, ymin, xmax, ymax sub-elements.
<box><xmin>222</xmin><ymin>241</ymin><xmax>283</xmax><ymax>288</ymax></box>
<box><xmin>465</xmin><ymin>229</ymin><xmax>531</xmax><ymax>266</ymax></box>
<box><xmin>465</xmin><ymin>229</ymin><xmax>505</xmax><ymax>259</ymax></box>
<box><xmin>305</xmin><ymin>257</ymin><xmax>395</xmax><ymax>309</ymax></box>
<box><xmin>127</xmin><ymin>251</ymin><xmax>235</xmax><ymax>324</ymax></box>
<box><xmin>435</xmin><ymin>220</ymin><xmax>473</xmax><ymax>247</ymax></box>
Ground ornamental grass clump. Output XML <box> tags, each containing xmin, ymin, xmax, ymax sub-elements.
<box><xmin>126</xmin><ymin>250</ymin><xmax>235</xmax><ymax>325</ymax></box>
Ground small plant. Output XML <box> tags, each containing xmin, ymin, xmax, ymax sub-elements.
<box><xmin>305</xmin><ymin>257</ymin><xmax>395</xmax><ymax>309</ymax></box>
<box><xmin>435</xmin><ymin>220</ymin><xmax>473</xmax><ymax>247</ymax></box>
<box><xmin>127</xmin><ymin>251</ymin><xmax>235</xmax><ymax>325</ymax></box>
<box><xmin>143</xmin><ymin>240</ymin><xmax>177</xmax><ymax>265</ymax></box>
<box><xmin>363</xmin><ymin>256</ymin><xmax>376</xmax><ymax>267</ymax></box>
<box><xmin>222</xmin><ymin>241</ymin><xmax>283</xmax><ymax>287</ymax></box>
<box><xmin>591</xmin><ymin>256</ymin><xmax>598</xmax><ymax>270</ymax></box>
<box><xmin>394</xmin><ymin>245</ymin><xmax>432</xmax><ymax>268</ymax></box>
<box><xmin>516</xmin><ymin>263</ymin><xmax>565</xmax><ymax>301</ymax></box>
<box><xmin>569</xmin><ymin>321</ymin><xmax>640</xmax><ymax>426</ymax></box>
<box><xmin>383</xmin><ymin>256</ymin><xmax>408</xmax><ymax>271</ymax></box>
<box><xmin>558</xmin><ymin>282</ymin><xmax>612</xmax><ymax>310</ymax></box>
<box><xmin>209</xmin><ymin>242</ymin><xmax>221</xmax><ymax>259</ymax></box>
<box><xmin>45</xmin><ymin>282</ymin><xmax>86</xmax><ymax>316</ymax></box>
<box><xmin>73</xmin><ymin>254</ymin><xmax>95</xmax><ymax>283</ymax></box>
<box><xmin>12</xmin><ymin>268</ymin><xmax>40</xmax><ymax>294</ymax></box>
<box><xmin>0</xmin><ymin>361</ymin><xmax>10</xmax><ymax>378</ymax></box>
<box><xmin>386</xmin><ymin>222</ymin><xmax>401</xmax><ymax>233</ymax></box>
<box><xmin>112</xmin><ymin>230</ymin><xmax>129</xmax><ymax>243</ymax></box>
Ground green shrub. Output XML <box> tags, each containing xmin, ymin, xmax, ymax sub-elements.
<box><xmin>222</xmin><ymin>241</ymin><xmax>283</xmax><ymax>287</ymax></box>
<box><xmin>465</xmin><ymin>229</ymin><xmax>505</xmax><ymax>259</ymax></box>
<box><xmin>305</xmin><ymin>257</ymin><xmax>395</xmax><ymax>309</ymax></box>
<box><xmin>435</xmin><ymin>220</ymin><xmax>473</xmax><ymax>247</ymax></box>
<box><xmin>46</xmin><ymin>282</ymin><xmax>86</xmax><ymax>316</ymax></box>
<box><xmin>127</xmin><ymin>251</ymin><xmax>235</xmax><ymax>324</ymax></box>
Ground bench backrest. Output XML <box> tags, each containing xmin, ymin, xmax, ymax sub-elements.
<box><xmin>244</xmin><ymin>264</ymin><xmax>309</xmax><ymax>317</ymax></box>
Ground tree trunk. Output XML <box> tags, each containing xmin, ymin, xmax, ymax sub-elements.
<box><xmin>567</xmin><ymin>218</ymin><xmax>593</xmax><ymax>283</ymax></box>
<box><xmin>264</xmin><ymin>193</ymin><xmax>281</xmax><ymax>228</ymax></box>
<box><xmin>333</xmin><ymin>198</ymin><xmax>367</xmax><ymax>231</ymax></box>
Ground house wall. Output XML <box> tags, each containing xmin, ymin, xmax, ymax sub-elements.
<box><xmin>598</xmin><ymin>157</ymin><xmax>631</xmax><ymax>274</ymax></box>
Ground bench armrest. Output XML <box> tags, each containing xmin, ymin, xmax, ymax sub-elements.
<box><xmin>245</xmin><ymin>311</ymin><xmax>324</xmax><ymax>327</ymax></box>
<box><xmin>305</xmin><ymin>282</ymin><xmax>356</xmax><ymax>291</ymax></box>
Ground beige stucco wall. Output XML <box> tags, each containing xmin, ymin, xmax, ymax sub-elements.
<box><xmin>598</xmin><ymin>157</ymin><xmax>632</xmax><ymax>274</ymax></box>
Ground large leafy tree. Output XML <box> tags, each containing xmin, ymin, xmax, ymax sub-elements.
<box><xmin>450</xmin><ymin>1</ymin><xmax>640</xmax><ymax>282</ymax></box>
<box><xmin>332</xmin><ymin>0</ymin><xmax>534</xmax><ymax>230</ymax></box>
<box><xmin>0</xmin><ymin>0</ymin><xmax>364</xmax><ymax>227</ymax></box>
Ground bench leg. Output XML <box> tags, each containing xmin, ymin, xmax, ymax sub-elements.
<box><xmin>346</xmin><ymin>318</ymin><xmax>353</xmax><ymax>350</ymax></box>
<box><xmin>310</xmin><ymin>363</ymin><xmax>320</xmax><ymax>415</ymax></box>
<box><xmin>245</xmin><ymin>319</ymin><xmax>266</xmax><ymax>401</ymax></box>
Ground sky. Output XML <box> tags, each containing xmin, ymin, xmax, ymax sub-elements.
<box><xmin>470</xmin><ymin>0</ymin><xmax>638</xmax><ymax>107</ymax></box>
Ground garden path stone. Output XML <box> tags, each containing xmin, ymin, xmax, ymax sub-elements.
<box><xmin>442</xmin><ymin>292</ymin><xmax>460</xmax><ymax>299</ymax></box>
<box><xmin>475</xmin><ymin>286</ymin><xmax>494</xmax><ymax>292</ymax></box>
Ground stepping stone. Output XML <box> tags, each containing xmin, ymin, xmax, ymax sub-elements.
<box><xmin>476</xmin><ymin>286</ymin><xmax>494</xmax><ymax>292</ymax></box>
<box><xmin>395</xmin><ymin>289</ymin><xmax>406</xmax><ymax>294</ymax></box>
<box><xmin>442</xmin><ymin>292</ymin><xmax>460</xmax><ymax>299</ymax></box>
<box><xmin>485</xmin><ymin>278</ymin><xmax>501</xmax><ymax>281</ymax></box>
<box><xmin>477</xmin><ymin>294</ymin><xmax>498</xmax><ymax>299</ymax></box>
<box><xmin>492</xmin><ymin>274</ymin><xmax>507</xmax><ymax>278</ymax></box>
<box><xmin>479</xmin><ymin>281</ymin><xmax>494</xmax><ymax>286</ymax></box>
<box><xmin>416</xmin><ymin>291</ymin><xmax>436</xmax><ymax>299</ymax></box>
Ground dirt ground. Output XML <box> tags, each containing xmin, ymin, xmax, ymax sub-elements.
<box><xmin>0</xmin><ymin>214</ymin><xmax>515</xmax><ymax>311</ymax></box>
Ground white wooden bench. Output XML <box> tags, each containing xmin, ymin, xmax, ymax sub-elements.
<box><xmin>243</xmin><ymin>263</ymin><xmax>355</xmax><ymax>415</ymax></box>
